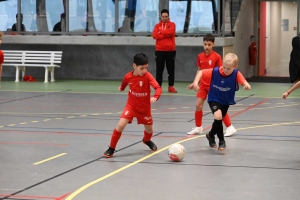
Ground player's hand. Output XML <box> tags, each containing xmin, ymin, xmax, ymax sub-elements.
<box><xmin>282</xmin><ymin>92</ymin><xmax>289</xmax><ymax>100</ymax></box>
<box><xmin>119</xmin><ymin>86</ymin><xmax>123</xmax><ymax>92</ymax></box>
<box><xmin>150</xmin><ymin>97</ymin><xmax>157</xmax><ymax>103</ymax></box>
<box><xmin>187</xmin><ymin>83</ymin><xmax>194</xmax><ymax>90</ymax></box>
<box><xmin>243</xmin><ymin>83</ymin><xmax>251</xmax><ymax>90</ymax></box>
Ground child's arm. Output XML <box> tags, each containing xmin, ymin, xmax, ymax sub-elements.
<box><xmin>242</xmin><ymin>81</ymin><xmax>251</xmax><ymax>90</ymax></box>
<box><xmin>192</xmin><ymin>70</ymin><xmax>203</xmax><ymax>92</ymax></box>
<box><xmin>237</xmin><ymin>71</ymin><xmax>251</xmax><ymax>90</ymax></box>
<box><xmin>119</xmin><ymin>76</ymin><xmax>129</xmax><ymax>92</ymax></box>
<box><xmin>187</xmin><ymin>69</ymin><xmax>200</xmax><ymax>89</ymax></box>
<box><xmin>149</xmin><ymin>74</ymin><xmax>162</xmax><ymax>103</ymax></box>
<box><xmin>282</xmin><ymin>81</ymin><xmax>300</xmax><ymax>99</ymax></box>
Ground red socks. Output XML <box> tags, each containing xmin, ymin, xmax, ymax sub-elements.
<box><xmin>195</xmin><ymin>111</ymin><xmax>203</xmax><ymax>127</ymax></box>
<box><xmin>143</xmin><ymin>130</ymin><xmax>153</xmax><ymax>141</ymax></box>
<box><xmin>109</xmin><ymin>128</ymin><xmax>122</xmax><ymax>149</ymax></box>
<box><xmin>223</xmin><ymin>113</ymin><xmax>232</xmax><ymax>127</ymax></box>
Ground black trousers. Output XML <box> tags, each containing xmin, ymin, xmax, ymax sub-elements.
<box><xmin>155</xmin><ymin>50</ymin><xmax>176</xmax><ymax>86</ymax></box>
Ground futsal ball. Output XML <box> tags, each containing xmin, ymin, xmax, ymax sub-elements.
<box><xmin>168</xmin><ymin>143</ymin><xmax>186</xmax><ymax>162</ymax></box>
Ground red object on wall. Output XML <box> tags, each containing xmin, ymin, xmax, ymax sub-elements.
<box><xmin>249</xmin><ymin>41</ymin><xmax>257</xmax><ymax>65</ymax></box>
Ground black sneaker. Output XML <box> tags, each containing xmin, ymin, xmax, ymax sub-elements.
<box><xmin>143</xmin><ymin>139</ymin><xmax>158</xmax><ymax>151</ymax></box>
<box><xmin>206</xmin><ymin>133</ymin><xmax>217</xmax><ymax>148</ymax></box>
<box><xmin>218</xmin><ymin>141</ymin><xmax>226</xmax><ymax>151</ymax></box>
<box><xmin>103</xmin><ymin>147</ymin><xmax>115</xmax><ymax>158</ymax></box>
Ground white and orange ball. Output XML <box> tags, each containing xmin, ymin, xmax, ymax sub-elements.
<box><xmin>168</xmin><ymin>143</ymin><xmax>186</xmax><ymax>162</ymax></box>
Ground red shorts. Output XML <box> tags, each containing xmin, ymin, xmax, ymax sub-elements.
<box><xmin>0</xmin><ymin>51</ymin><xmax>3</xmax><ymax>64</ymax></box>
<box><xmin>121</xmin><ymin>106</ymin><xmax>153</xmax><ymax>125</ymax></box>
<box><xmin>196</xmin><ymin>87</ymin><xmax>209</xmax><ymax>100</ymax></box>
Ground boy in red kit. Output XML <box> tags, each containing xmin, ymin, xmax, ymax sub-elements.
<box><xmin>187</xmin><ymin>34</ymin><xmax>237</xmax><ymax>137</ymax></box>
<box><xmin>192</xmin><ymin>53</ymin><xmax>251</xmax><ymax>150</ymax></box>
<box><xmin>103</xmin><ymin>53</ymin><xmax>162</xmax><ymax>158</ymax></box>
<box><xmin>0</xmin><ymin>32</ymin><xmax>3</xmax><ymax>86</ymax></box>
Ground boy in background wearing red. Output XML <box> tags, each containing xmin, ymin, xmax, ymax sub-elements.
<box><xmin>103</xmin><ymin>53</ymin><xmax>162</xmax><ymax>158</ymax></box>
<box><xmin>187</xmin><ymin>34</ymin><xmax>237</xmax><ymax>137</ymax></box>
<box><xmin>192</xmin><ymin>53</ymin><xmax>251</xmax><ymax>150</ymax></box>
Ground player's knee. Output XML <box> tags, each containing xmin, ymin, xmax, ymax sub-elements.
<box><xmin>196</xmin><ymin>103</ymin><xmax>204</xmax><ymax>110</ymax></box>
<box><xmin>144</xmin><ymin>125</ymin><xmax>153</xmax><ymax>133</ymax></box>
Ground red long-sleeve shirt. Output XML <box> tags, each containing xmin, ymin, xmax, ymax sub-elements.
<box><xmin>152</xmin><ymin>20</ymin><xmax>176</xmax><ymax>51</ymax></box>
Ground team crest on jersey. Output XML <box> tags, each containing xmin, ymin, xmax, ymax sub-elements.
<box><xmin>139</xmin><ymin>81</ymin><xmax>143</xmax><ymax>87</ymax></box>
<box><xmin>221</xmin><ymin>79</ymin><xmax>225</xmax><ymax>85</ymax></box>
<box><xmin>209</xmin><ymin>60</ymin><xmax>212</xmax><ymax>65</ymax></box>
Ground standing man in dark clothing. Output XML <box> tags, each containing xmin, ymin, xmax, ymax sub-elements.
<box><xmin>152</xmin><ymin>9</ymin><xmax>177</xmax><ymax>93</ymax></box>
<box><xmin>289</xmin><ymin>35</ymin><xmax>300</xmax><ymax>83</ymax></box>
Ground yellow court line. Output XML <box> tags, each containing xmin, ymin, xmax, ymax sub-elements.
<box><xmin>65</xmin><ymin>135</ymin><xmax>204</xmax><ymax>200</ymax></box>
<box><xmin>7</xmin><ymin>124</ymin><xmax>15</xmax><ymax>126</ymax></box>
<box><xmin>33</xmin><ymin>153</ymin><xmax>67</xmax><ymax>165</ymax></box>
<box><xmin>66</xmin><ymin>120</ymin><xmax>300</xmax><ymax>200</ymax></box>
<box><xmin>31</xmin><ymin>121</ymin><xmax>39</xmax><ymax>123</ymax></box>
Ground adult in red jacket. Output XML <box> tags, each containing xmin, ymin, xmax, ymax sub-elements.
<box><xmin>152</xmin><ymin>9</ymin><xmax>177</xmax><ymax>93</ymax></box>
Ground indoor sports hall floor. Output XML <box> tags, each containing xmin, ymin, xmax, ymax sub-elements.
<box><xmin>0</xmin><ymin>80</ymin><xmax>299</xmax><ymax>200</ymax></box>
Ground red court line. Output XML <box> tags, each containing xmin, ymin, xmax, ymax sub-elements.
<box><xmin>185</xmin><ymin>99</ymin><xmax>269</xmax><ymax>139</ymax></box>
<box><xmin>0</xmin><ymin>142</ymin><xmax>69</xmax><ymax>146</ymax></box>
<box><xmin>0</xmin><ymin>192</ymin><xmax>70</xmax><ymax>200</ymax></box>
<box><xmin>0</xmin><ymin>194</ymin><xmax>56</xmax><ymax>199</ymax></box>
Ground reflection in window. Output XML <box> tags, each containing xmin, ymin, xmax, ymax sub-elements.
<box><xmin>0</xmin><ymin>0</ymin><xmax>221</xmax><ymax>35</ymax></box>
<box><xmin>118</xmin><ymin>0</ymin><xmax>159</xmax><ymax>33</ymax></box>
<box><xmin>0</xmin><ymin>0</ymin><xmax>17</xmax><ymax>31</ymax></box>
<box><xmin>169</xmin><ymin>0</ymin><xmax>187</xmax><ymax>33</ymax></box>
<box><xmin>69</xmin><ymin>0</ymin><xmax>87</xmax><ymax>31</ymax></box>
<box><xmin>190</xmin><ymin>0</ymin><xmax>214</xmax><ymax>33</ymax></box>
<box><xmin>45</xmin><ymin>1</ymin><xmax>65</xmax><ymax>32</ymax></box>
<box><xmin>92</xmin><ymin>0</ymin><xmax>116</xmax><ymax>32</ymax></box>
<box><xmin>169</xmin><ymin>0</ymin><xmax>215</xmax><ymax>34</ymax></box>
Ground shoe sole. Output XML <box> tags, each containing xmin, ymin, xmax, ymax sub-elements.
<box><xmin>142</xmin><ymin>141</ymin><xmax>158</xmax><ymax>151</ymax></box>
<box><xmin>218</xmin><ymin>147</ymin><xmax>226</xmax><ymax>151</ymax></box>
<box><xmin>103</xmin><ymin>154</ymin><xmax>114</xmax><ymax>158</ymax></box>
<box><xmin>224</xmin><ymin>130</ymin><xmax>237</xmax><ymax>137</ymax></box>
<box><xmin>206</xmin><ymin>134</ymin><xmax>217</xmax><ymax>148</ymax></box>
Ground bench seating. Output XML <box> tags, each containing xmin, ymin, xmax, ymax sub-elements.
<box><xmin>3</xmin><ymin>50</ymin><xmax>62</xmax><ymax>83</ymax></box>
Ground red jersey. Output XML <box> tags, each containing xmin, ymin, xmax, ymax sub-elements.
<box><xmin>120</xmin><ymin>71</ymin><xmax>162</xmax><ymax>114</ymax></box>
<box><xmin>152</xmin><ymin>20</ymin><xmax>176</xmax><ymax>51</ymax></box>
<box><xmin>201</xmin><ymin>66</ymin><xmax>246</xmax><ymax>88</ymax></box>
<box><xmin>0</xmin><ymin>50</ymin><xmax>4</xmax><ymax>64</ymax></box>
<box><xmin>197</xmin><ymin>51</ymin><xmax>222</xmax><ymax>70</ymax></box>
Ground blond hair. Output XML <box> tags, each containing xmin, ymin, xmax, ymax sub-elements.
<box><xmin>223</xmin><ymin>53</ymin><xmax>238</xmax><ymax>68</ymax></box>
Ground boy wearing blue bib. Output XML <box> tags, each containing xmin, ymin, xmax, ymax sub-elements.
<box><xmin>192</xmin><ymin>53</ymin><xmax>251</xmax><ymax>151</ymax></box>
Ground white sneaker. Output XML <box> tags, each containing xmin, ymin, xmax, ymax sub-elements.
<box><xmin>224</xmin><ymin>125</ymin><xmax>237</xmax><ymax>137</ymax></box>
<box><xmin>187</xmin><ymin>126</ymin><xmax>204</xmax><ymax>135</ymax></box>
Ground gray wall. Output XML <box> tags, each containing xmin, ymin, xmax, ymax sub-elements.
<box><xmin>2</xmin><ymin>43</ymin><xmax>223</xmax><ymax>83</ymax></box>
